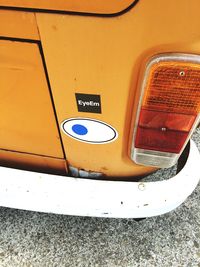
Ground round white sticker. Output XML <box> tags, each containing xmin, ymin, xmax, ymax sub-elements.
<box><xmin>61</xmin><ymin>118</ymin><xmax>118</xmax><ymax>144</ymax></box>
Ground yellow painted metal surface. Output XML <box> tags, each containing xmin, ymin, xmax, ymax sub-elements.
<box><xmin>0</xmin><ymin>40</ymin><xmax>64</xmax><ymax>159</ymax></box>
<box><xmin>1</xmin><ymin>0</ymin><xmax>200</xmax><ymax>177</ymax></box>
<box><xmin>0</xmin><ymin>0</ymin><xmax>135</xmax><ymax>15</ymax></box>
<box><xmin>0</xmin><ymin>10</ymin><xmax>39</xmax><ymax>40</ymax></box>
<box><xmin>36</xmin><ymin>0</ymin><xmax>200</xmax><ymax>177</ymax></box>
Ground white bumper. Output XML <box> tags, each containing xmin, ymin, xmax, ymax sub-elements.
<box><xmin>0</xmin><ymin>140</ymin><xmax>199</xmax><ymax>218</ymax></box>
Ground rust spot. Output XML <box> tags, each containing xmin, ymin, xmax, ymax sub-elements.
<box><xmin>101</xmin><ymin>167</ymin><xmax>108</xmax><ymax>171</ymax></box>
<box><xmin>52</xmin><ymin>25</ymin><xmax>57</xmax><ymax>31</ymax></box>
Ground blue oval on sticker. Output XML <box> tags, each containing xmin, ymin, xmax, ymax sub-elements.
<box><xmin>61</xmin><ymin>118</ymin><xmax>118</xmax><ymax>144</ymax></box>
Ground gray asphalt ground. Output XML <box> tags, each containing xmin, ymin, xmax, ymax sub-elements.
<box><xmin>0</xmin><ymin>129</ymin><xmax>199</xmax><ymax>267</ymax></box>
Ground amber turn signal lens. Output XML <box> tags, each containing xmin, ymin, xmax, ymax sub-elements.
<box><xmin>143</xmin><ymin>61</ymin><xmax>200</xmax><ymax>114</ymax></box>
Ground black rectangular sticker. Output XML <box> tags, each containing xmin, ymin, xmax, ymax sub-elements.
<box><xmin>75</xmin><ymin>93</ymin><xmax>101</xmax><ymax>113</ymax></box>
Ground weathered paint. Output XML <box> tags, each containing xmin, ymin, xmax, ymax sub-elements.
<box><xmin>69</xmin><ymin>165</ymin><xmax>103</xmax><ymax>178</ymax></box>
<box><xmin>0</xmin><ymin>148</ymin><xmax>67</xmax><ymax>175</ymax></box>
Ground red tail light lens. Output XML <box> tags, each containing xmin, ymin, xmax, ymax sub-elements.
<box><xmin>131</xmin><ymin>54</ymin><xmax>200</xmax><ymax>168</ymax></box>
<box><xmin>135</xmin><ymin>109</ymin><xmax>196</xmax><ymax>153</ymax></box>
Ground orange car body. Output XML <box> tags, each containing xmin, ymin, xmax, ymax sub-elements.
<box><xmin>0</xmin><ymin>0</ymin><xmax>199</xmax><ymax>217</ymax></box>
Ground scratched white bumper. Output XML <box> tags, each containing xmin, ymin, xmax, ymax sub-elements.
<box><xmin>0</xmin><ymin>140</ymin><xmax>199</xmax><ymax>218</ymax></box>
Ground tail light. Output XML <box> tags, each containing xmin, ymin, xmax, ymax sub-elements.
<box><xmin>131</xmin><ymin>54</ymin><xmax>200</xmax><ymax>168</ymax></box>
